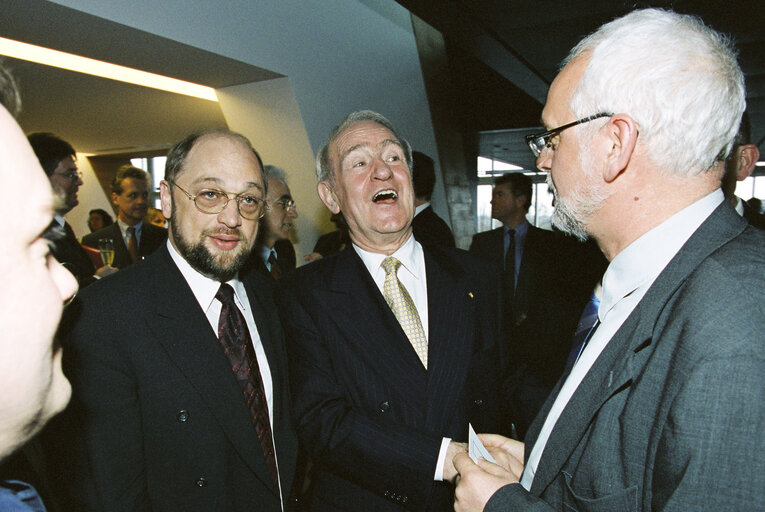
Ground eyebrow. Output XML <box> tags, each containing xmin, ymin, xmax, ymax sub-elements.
<box><xmin>339</xmin><ymin>138</ymin><xmax>403</xmax><ymax>166</ymax></box>
<box><xmin>191</xmin><ymin>177</ymin><xmax>264</xmax><ymax>193</ymax></box>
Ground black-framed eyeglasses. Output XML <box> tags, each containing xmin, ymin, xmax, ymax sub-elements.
<box><xmin>169</xmin><ymin>181</ymin><xmax>269</xmax><ymax>220</ymax></box>
<box><xmin>272</xmin><ymin>198</ymin><xmax>296</xmax><ymax>211</ymax></box>
<box><xmin>525</xmin><ymin>112</ymin><xmax>612</xmax><ymax>157</ymax></box>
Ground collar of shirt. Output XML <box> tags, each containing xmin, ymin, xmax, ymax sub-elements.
<box><xmin>166</xmin><ymin>240</ymin><xmax>248</xmax><ymax>315</ymax></box>
<box><xmin>353</xmin><ymin>234</ymin><xmax>429</xmax><ymax>337</ymax></box>
<box><xmin>53</xmin><ymin>213</ymin><xmax>66</xmax><ymax>228</ymax></box>
<box><xmin>599</xmin><ymin>189</ymin><xmax>724</xmax><ymax>322</ymax></box>
<box><xmin>118</xmin><ymin>219</ymin><xmax>143</xmax><ymax>242</ymax></box>
<box><xmin>505</xmin><ymin>219</ymin><xmax>529</xmax><ymax>238</ymax></box>
<box><xmin>734</xmin><ymin>196</ymin><xmax>745</xmax><ymax>216</ymax></box>
<box><xmin>414</xmin><ymin>202</ymin><xmax>430</xmax><ymax>217</ymax></box>
<box><xmin>257</xmin><ymin>243</ymin><xmax>275</xmax><ymax>268</ymax></box>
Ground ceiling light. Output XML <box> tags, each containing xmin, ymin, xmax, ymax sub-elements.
<box><xmin>0</xmin><ymin>36</ymin><xmax>217</xmax><ymax>102</ymax></box>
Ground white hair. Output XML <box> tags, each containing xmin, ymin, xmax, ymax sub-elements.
<box><xmin>565</xmin><ymin>8</ymin><xmax>746</xmax><ymax>177</ymax></box>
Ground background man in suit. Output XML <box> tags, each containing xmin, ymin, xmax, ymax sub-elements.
<box><xmin>454</xmin><ymin>8</ymin><xmax>764</xmax><ymax>511</ymax></box>
<box><xmin>243</xmin><ymin>165</ymin><xmax>298</xmax><ymax>279</ymax></box>
<box><xmin>411</xmin><ymin>151</ymin><xmax>455</xmax><ymax>248</ymax></box>
<box><xmin>470</xmin><ymin>174</ymin><xmax>602</xmax><ymax>439</ymax></box>
<box><xmin>276</xmin><ymin>110</ymin><xmax>506</xmax><ymax>511</ymax></box>
<box><xmin>722</xmin><ymin>112</ymin><xmax>764</xmax><ymax>229</ymax></box>
<box><xmin>0</xmin><ymin>65</ymin><xmax>78</xmax><ymax>511</ymax></box>
<box><xmin>27</xmin><ymin>132</ymin><xmax>112</xmax><ymax>286</ymax></box>
<box><xmin>82</xmin><ymin>165</ymin><xmax>167</xmax><ymax>268</ymax></box>
<box><xmin>65</xmin><ymin>131</ymin><xmax>297</xmax><ymax>511</ymax></box>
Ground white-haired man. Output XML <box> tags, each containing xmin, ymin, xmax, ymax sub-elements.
<box><xmin>454</xmin><ymin>8</ymin><xmax>764</xmax><ymax>511</ymax></box>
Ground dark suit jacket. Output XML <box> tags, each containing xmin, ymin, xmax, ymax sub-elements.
<box><xmin>276</xmin><ymin>243</ymin><xmax>506</xmax><ymax>511</ymax></box>
<box><xmin>469</xmin><ymin>225</ymin><xmax>604</xmax><ymax>437</ymax></box>
<box><xmin>243</xmin><ymin>239</ymin><xmax>297</xmax><ymax>280</ymax></box>
<box><xmin>412</xmin><ymin>206</ymin><xmax>455</xmax><ymax>248</ymax></box>
<box><xmin>312</xmin><ymin>230</ymin><xmax>350</xmax><ymax>257</ymax></box>
<box><xmin>63</xmin><ymin>246</ymin><xmax>298</xmax><ymax>512</ymax></box>
<box><xmin>741</xmin><ymin>199</ymin><xmax>765</xmax><ymax>229</ymax></box>
<box><xmin>48</xmin><ymin>221</ymin><xmax>96</xmax><ymax>288</ymax></box>
<box><xmin>486</xmin><ymin>203</ymin><xmax>765</xmax><ymax>511</ymax></box>
<box><xmin>81</xmin><ymin>222</ymin><xmax>167</xmax><ymax>269</ymax></box>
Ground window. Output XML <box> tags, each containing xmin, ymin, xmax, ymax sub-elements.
<box><xmin>131</xmin><ymin>156</ymin><xmax>166</xmax><ymax>209</ymax></box>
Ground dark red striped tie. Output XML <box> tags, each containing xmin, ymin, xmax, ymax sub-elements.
<box><xmin>216</xmin><ymin>283</ymin><xmax>279</xmax><ymax>494</ymax></box>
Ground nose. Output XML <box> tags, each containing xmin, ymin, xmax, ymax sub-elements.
<box><xmin>287</xmin><ymin>206</ymin><xmax>298</xmax><ymax>219</ymax></box>
<box><xmin>536</xmin><ymin>150</ymin><xmax>552</xmax><ymax>173</ymax></box>
<box><xmin>371</xmin><ymin>158</ymin><xmax>393</xmax><ymax>180</ymax></box>
<box><xmin>217</xmin><ymin>198</ymin><xmax>243</xmax><ymax>228</ymax></box>
<box><xmin>51</xmin><ymin>258</ymin><xmax>79</xmax><ymax>306</ymax></box>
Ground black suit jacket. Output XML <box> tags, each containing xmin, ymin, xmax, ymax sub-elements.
<box><xmin>243</xmin><ymin>239</ymin><xmax>297</xmax><ymax>280</ymax></box>
<box><xmin>486</xmin><ymin>203</ymin><xmax>765</xmax><ymax>511</ymax></box>
<box><xmin>470</xmin><ymin>225</ymin><xmax>604</xmax><ymax>436</ymax></box>
<box><xmin>412</xmin><ymin>206</ymin><xmax>455</xmax><ymax>248</ymax></box>
<box><xmin>48</xmin><ymin>220</ymin><xmax>96</xmax><ymax>288</ymax></box>
<box><xmin>741</xmin><ymin>199</ymin><xmax>765</xmax><ymax>229</ymax></box>
<box><xmin>276</xmin><ymin>243</ymin><xmax>506</xmax><ymax>511</ymax></box>
<box><xmin>81</xmin><ymin>222</ymin><xmax>167</xmax><ymax>269</ymax></box>
<box><xmin>64</xmin><ymin>246</ymin><xmax>298</xmax><ymax>511</ymax></box>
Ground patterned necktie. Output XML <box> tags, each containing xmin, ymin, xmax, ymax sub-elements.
<box><xmin>561</xmin><ymin>293</ymin><xmax>601</xmax><ymax>379</ymax></box>
<box><xmin>267</xmin><ymin>250</ymin><xmax>282</xmax><ymax>280</ymax></box>
<box><xmin>127</xmin><ymin>226</ymin><xmax>139</xmax><ymax>263</ymax></box>
<box><xmin>381</xmin><ymin>257</ymin><xmax>428</xmax><ymax>369</ymax></box>
<box><xmin>215</xmin><ymin>283</ymin><xmax>280</xmax><ymax>493</ymax></box>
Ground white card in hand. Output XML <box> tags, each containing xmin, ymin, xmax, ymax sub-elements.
<box><xmin>468</xmin><ymin>423</ymin><xmax>497</xmax><ymax>464</ymax></box>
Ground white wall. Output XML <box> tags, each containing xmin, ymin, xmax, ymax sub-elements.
<box><xmin>218</xmin><ymin>77</ymin><xmax>330</xmax><ymax>263</ymax></box>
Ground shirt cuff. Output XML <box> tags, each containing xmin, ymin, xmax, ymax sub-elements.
<box><xmin>434</xmin><ymin>437</ymin><xmax>452</xmax><ymax>481</ymax></box>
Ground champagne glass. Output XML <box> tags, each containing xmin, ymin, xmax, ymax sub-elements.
<box><xmin>98</xmin><ymin>238</ymin><xmax>115</xmax><ymax>266</ymax></box>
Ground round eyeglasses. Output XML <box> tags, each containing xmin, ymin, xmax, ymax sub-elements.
<box><xmin>272</xmin><ymin>198</ymin><xmax>296</xmax><ymax>211</ymax></box>
<box><xmin>170</xmin><ymin>181</ymin><xmax>269</xmax><ymax>220</ymax></box>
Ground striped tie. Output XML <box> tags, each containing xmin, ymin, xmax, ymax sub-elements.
<box><xmin>381</xmin><ymin>257</ymin><xmax>428</xmax><ymax>369</ymax></box>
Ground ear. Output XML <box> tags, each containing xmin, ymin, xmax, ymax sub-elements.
<box><xmin>318</xmin><ymin>181</ymin><xmax>341</xmax><ymax>214</ymax></box>
<box><xmin>602</xmin><ymin>114</ymin><xmax>638</xmax><ymax>183</ymax></box>
<box><xmin>111</xmin><ymin>191</ymin><xmax>119</xmax><ymax>207</ymax></box>
<box><xmin>159</xmin><ymin>180</ymin><xmax>173</xmax><ymax>220</ymax></box>
<box><xmin>735</xmin><ymin>144</ymin><xmax>760</xmax><ymax>181</ymax></box>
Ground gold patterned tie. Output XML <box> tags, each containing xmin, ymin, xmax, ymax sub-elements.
<box><xmin>381</xmin><ymin>257</ymin><xmax>428</xmax><ymax>369</ymax></box>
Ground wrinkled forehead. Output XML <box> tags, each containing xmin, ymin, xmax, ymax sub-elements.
<box><xmin>330</xmin><ymin>121</ymin><xmax>399</xmax><ymax>163</ymax></box>
<box><xmin>0</xmin><ymin>106</ymin><xmax>53</xmax><ymax>242</ymax></box>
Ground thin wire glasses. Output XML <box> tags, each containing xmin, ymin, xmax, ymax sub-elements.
<box><xmin>170</xmin><ymin>181</ymin><xmax>269</xmax><ymax>219</ymax></box>
<box><xmin>57</xmin><ymin>169</ymin><xmax>83</xmax><ymax>181</ymax></box>
<box><xmin>525</xmin><ymin>112</ymin><xmax>612</xmax><ymax>157</ymax></box>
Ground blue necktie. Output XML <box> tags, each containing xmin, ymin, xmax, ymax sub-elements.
<box><xmin>562</xmin><ymin>293</ymin><xmax>600</xmax><ymax>377</ymax></box>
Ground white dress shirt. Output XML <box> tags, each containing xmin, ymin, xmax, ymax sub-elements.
<box><xmin>521</xmin><ymin>190</ymin><xmax>724</xmax><ymax>489</ymax></box>
<box><xmin>117</xmin><ymin>218</ymin><xmax>143</xmax><ymax>247</ymax></box>
<box><xmin>354</xmin><ymin>235</ymin><xmax>452</xmax><ymax>481</ymax></box>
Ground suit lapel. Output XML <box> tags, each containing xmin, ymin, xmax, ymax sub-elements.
<box><xmin>422</xmin><ymin>248</ymin><xmax>475</xmax><ymax>429</ymax></box>
<box><xmin>144</xmin><ymin>248</ymin><xmax>279</xmax><ymax>495</ymax></box>
<box><xmin>530</xmin><ymin>203</ymin><xmax>747</xmax><ymax>494</ymax></box>
<box><xmin>325</xmin><ymin>248</ymin><xmax>428</xmax><ymax>408</ymax></box>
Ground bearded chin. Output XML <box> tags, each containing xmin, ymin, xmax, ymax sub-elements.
<box><xmin>547</xmin><ymin>175</ymin><xmax>596</xmax><ymax>242</ymax></box>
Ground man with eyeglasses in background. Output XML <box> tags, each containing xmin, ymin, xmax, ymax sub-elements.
<box><xmin>243</xmin><ymin>165</ymin><xmax>298</xmax><ymax>280</ymax></box>
<box><xmin>27</xmin><ymin>132</ymin><xmax>114</xmax><ymax>287</ymax></box>
<box><xmin>63</xmin><ymin>131</ymin><xmax>298</xmax><ymax>512</ymax></box>
<box><xmin>453</xmin><ymin>8</ymin><xmax>764</xmax><ymax>512</ymax></box>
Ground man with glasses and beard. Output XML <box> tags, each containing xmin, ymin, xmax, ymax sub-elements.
<box><xmin>64</xmin><ymin>131</ymin><xmax>298</xmax><ymax>512</ymax></box>
<box><xmin>453</xmin><ymin>8</ymin><xmax>764</xmax><ymax>512</ymax></box>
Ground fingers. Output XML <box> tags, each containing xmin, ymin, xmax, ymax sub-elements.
<box><xmin>478</xmin><ymin>433</ymin><xmax>525</xmax><ymax>461</ymax></box>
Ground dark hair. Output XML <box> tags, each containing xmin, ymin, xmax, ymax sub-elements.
<box><xmin>89</xmin><ymin>208</ymin><xmax>114</xmax><ymax>227</ymax></box>
<box><xmin>494</xmin><ymin>173</ymin><xmax>533</xmax><ymax>211</ymax></box>
<box><xmin>0</xmin><ymin>62</ymin><xmax>21</xmax><ymax>119</ymax></box>
<box><xmin>733</xmin><ymin>112</ymin><xmax>752</xmax><ymax>147</ymax></box>
<box><xmin>164</xmin><ymin>130</ymin><xmax>264</xmax><ymax>184</ymax></box>
<box><xmin>412</xmin><ymin>151</ymin><xmax>436</xmax><ymax>200</ymax></box>
<box><xmin>27</xmin><ymin>132</ymin><xmax>76</xmax><ymax>176</ymax></box>
<box><xmin>112</xmin><ymin>164</ymin><xmax>149</xmax><ymax>194</ymax></box>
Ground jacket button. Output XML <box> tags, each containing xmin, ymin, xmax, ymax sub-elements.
<box><xmin>473</xmin><ymin>399</ymin><xmax>484</xmax><ymax>406</ymax></box>
<box><xmin>195</xmin><ymin>477</ymin><xmax>207</xmax><ymax>487</ymax></box>
<box><xmin>378</xmin><ymin>401</ymin><xmax>391</xmax><ymax>413</ymax></box>
<box><xmin>177</xmin><ymin>409</ymin><xmax>189</xmax><ymax>422</ymax></box>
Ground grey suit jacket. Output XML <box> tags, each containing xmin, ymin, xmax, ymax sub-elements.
<box><xmin>64</xmin><ymin>246</ymin><xmax>297</xmax><ymax>512</ymax></box>
<box><xmin>81</xmin><ymin>222</ymin><xmax>167</xmax><ymax>269</ymax></box>
<box><xmin>486</xmin><ymin>203</ymin><xmax>765</xmax><ymax>511</ymax></box>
